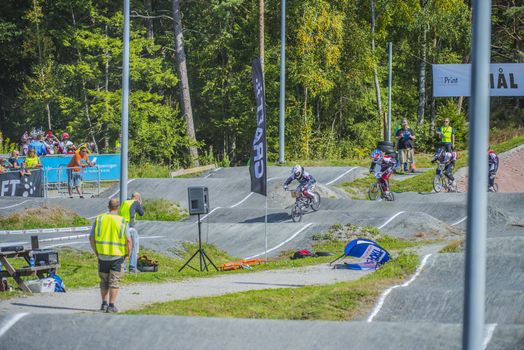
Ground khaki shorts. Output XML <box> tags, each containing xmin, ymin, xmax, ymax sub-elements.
<box><xmin>98</xmin><ymin>257</ymin><xmax>124</xmax><ymax>289</ymax></box>
<box><xmin>399</xmin><ymin>148</ymin><xmax>414</xmax><ymax>164</ymax></box>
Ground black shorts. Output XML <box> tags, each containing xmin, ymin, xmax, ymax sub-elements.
<box><xmin>98</xmin><ymin>257</ymin><xmax>125</xmax><ymax>273</ymax></box>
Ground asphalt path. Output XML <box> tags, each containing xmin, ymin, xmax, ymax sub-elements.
<box><xmin>0</xmin><ymin>165</ymin><xmax>523</xmax><ymax>349</ymax></box>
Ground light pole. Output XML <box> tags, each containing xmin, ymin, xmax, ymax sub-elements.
<box><xmin>278</xmin><ymin>0</ymin><xmax>286</xmax><ymax>163</ymax></box>
<box><xmin>120</xmin><ymin>0</ymin><xmax>130</xmax><ymax>203</ymax></box>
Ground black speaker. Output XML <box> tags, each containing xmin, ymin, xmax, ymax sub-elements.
<box><xmin>188</xmin><ymin>186</ymin><xmax>209</xmax><ymax>215</ymax></box>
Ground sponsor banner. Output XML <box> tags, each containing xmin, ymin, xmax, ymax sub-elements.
<box><xmin>433</xmin><ymin>63</ymin><xmax>524</xmax><ymax>97</ymax></box>
<box><xmin>40</xmin><ymin>154</ymin><xmax>121</xmax><ymax>183</ymax></box>
<box><xmin>0</xmin><ymin>170</ymin><xmax>43</xmax><ymax>197</ymax></box>
<box><xmin>249</xmin><ymin>58</ymin><xmax>267</xmax><ymax>196</ymax></box>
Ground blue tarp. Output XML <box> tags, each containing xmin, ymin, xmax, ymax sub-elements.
<box><xmin>40</xmin><ymin>154</ymin><xmax>121</xmax><ymax>183</ymax></box>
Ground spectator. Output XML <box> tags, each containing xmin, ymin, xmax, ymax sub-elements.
<box><xmin>29</xmin><ymin>134</ymin><xmax>47</xmax><ymax>157</ymax></box>
<box><xmin>436</xmin><ymin>118</ymin><xmax>455</xmax><ymax>152</ymax></box>
<box><xmin>25</xmin><ymin>149</ymin><xmax>42</xmax><ymax>169</ymax></box>
<box><xmin>0</xmin><ymin>157</ymin><xmax>7</xmax><ymax>173</ymax></box>
<box><xmin>58</xmin><ymin>133</ymin><xmax>76</xmax><ymax>154</ymax></box>
<box><xmin>8</xmin><ymin>150</ymin><xmax>20</xmax><ymax>170</ymax></box>
<box><xmin>67</xmin><ymin>146</ymin><xmax>93</xmax><ymax>198</ymax></box>
<box><xmin>89</xmin><ymin>198</ymin><xmax>131</xmax><ymax>313</ymax></box>
<box><xmin>21</xmin><ymin>137</ymin><xmax>31</xmax><ymax>156</ymax></box>
<box><xmin>114</xmin><ymin>133</ymin><xmax>122</xmax><ymax>154</ymax></box>
<box><xmin>44</xmin><ymin>131</ymin><xmax>59</xmax><ymax>155</ymax></box>
<box><xmin>395</xmin><ymin>118</ymin><xmax>416</xmax><ymax>173</ymax></box>
<box><xmin>119</xmin><ymin>192</ymin><xmax>145</xmax><ymax>273</ymax></box>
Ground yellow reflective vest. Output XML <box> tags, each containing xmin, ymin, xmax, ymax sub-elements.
<box><xmin>94</xmin><ymin>213</ymin><xmax>128</xmax><ymax>256</ymax></box>
<box><xmin>119</xmin><ymin>199</ymin><xmax>136</xmax><ymax>224</ymax></box>
<box><xmin>440</xmin><ymin>126</ymin><xmax>454</xmax><ymax>143</ymax></box>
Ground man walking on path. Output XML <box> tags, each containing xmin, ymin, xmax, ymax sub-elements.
<box><xmin>395</xmin><ymin>118</ymin><xmax>416</xmax><ymax>173</ymax></box>
<box><xmin>119</xmin><ymin>192</ymin><xmax>145</xmax><ymax>273</ymax></box>
<box><xmin>89</xmin><ymin>198</ymin><xmax>131</xmax><ymax>313</ymax></box>
<box><xmin>436</xmin><ymin>118</ymin><xmax>455</xmax><ymax>152</ymax></box>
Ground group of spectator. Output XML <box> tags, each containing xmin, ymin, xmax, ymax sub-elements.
<box><xmin>19</xmin><ymin>129</ymin><xmax>90</xmax><ymax>157</ymax></box>
<box><xmin>394</xmin><ymin>118</ymin><xmax>456</xmax><ymax>173</ymax></box>
<box><xmin>0</xmin><ymin>129</ymin><xmax>99</xmax><ymax>198</ymax></box>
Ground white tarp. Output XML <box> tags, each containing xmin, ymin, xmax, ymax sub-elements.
<box><xmin>432</xmin><ymin>63</ymin><xmax>524</xmax><ymax>97</ymax></box>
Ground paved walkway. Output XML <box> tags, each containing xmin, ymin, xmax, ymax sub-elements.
<box><xmin>0</xmin><ymin>264</ymin><xmax>370</xmax><ymax>314</ymax></box>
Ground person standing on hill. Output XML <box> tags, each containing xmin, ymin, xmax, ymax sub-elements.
<box><xmin>395</xmin><ymin>118</ymin><xmax>416</xmax><ymax>173</ymax></box>
<box><xmin>436</xmin><ymin>118</ymin><xmax>455</xmax><ymax>152</ymax></box>
<box><xmin>119</xmin><ymin>192</ymin><xmax>145</xmax><ymax>273</ymax></box>
<box><xmin>90</xmin><ymin>198</ymin><xmax>131</xmax><ymax>313</ymax></box>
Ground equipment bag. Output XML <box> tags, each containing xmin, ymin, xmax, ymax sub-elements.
<box><xmin>49</xmin><ymin>272</ymin><xmax>66</xmax><ymax>292</ymax></box>
<box><xmin>291</xmin><ymin>249</ymin><xmax>316</xmax><ymax>259</ymax></box>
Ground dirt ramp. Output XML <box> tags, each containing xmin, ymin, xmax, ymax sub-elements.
<box><xmin>380</xmin><ymin>212</ymin><xmax>463</xmax><ymax>239</ymax></box>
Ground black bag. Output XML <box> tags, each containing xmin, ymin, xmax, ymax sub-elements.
<box><xmin>291</xmin><ymin>250</ymin><xmax>316</xmax><ymax>259</ymax></box>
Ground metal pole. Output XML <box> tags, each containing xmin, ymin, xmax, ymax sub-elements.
<box><xmin>387</xmin><ymin>42</ymin><xmax>392</xmax><ymax>142</ymax></box>
<box><xmin>463</xmin><ymin>1</ymin><xmax>491</xmax><ymax>349</ymax></box>
<box><xmin>120</xmin><ymin>0</ymin><xmax>130</xmax><ymax>204</ymax></box>
<box><xmin>278</xmin><ymin>0</ymin><xmax>286</xmax><ymax>163</ymax></box>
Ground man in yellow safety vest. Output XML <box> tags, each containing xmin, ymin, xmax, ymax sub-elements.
<box><xmin>119</xmin><ymin>192</ymin><xmax>145</xmax><ymax>273</ymax></box>
<box><xmin>436</xmin><ymin>118</ymin><xmax>455</xmax><ymax>152</ymax></box>
<box><xmin>89</xmin><ymin>198</ymin><xmax>131</xmax><ymax>313</ymax></box>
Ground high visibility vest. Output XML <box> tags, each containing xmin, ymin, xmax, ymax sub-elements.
<box><xmin>440</xmin><ymin>126</ymin><xmax>454</xmax><ymax>143</ymax></box>
<box><xmin>94</xmin><ymin>213</ymin><xmax>128</xmax><ymax>256</ymax></box>
<box><xmin>25</xmin><ymin>156</ymin><xmax>40</xmax><ymax>168</ymax></box>
<box><xmin>119</xmin><ymin>199</ymin><xmax>136</xmax><ymax>224</ymax></box>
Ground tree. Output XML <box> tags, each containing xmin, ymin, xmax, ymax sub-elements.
<box><xmin>172</xmin><ymin>0</ymin><xmax>199</xmax><ymax>166</ymax></box>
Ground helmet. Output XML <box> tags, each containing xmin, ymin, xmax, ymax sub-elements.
<box><xmin>62</xmin><ymin>132</ymin><xmax>69</xmax><ymax>140</ymax></box>
<box><xmin>292</xmin><ymin>165</ymin><xmax>303</xmax><ymax>178</ymax></box>
<box><xmin>370</xmin><ymin>149</ymin><xmax>382</xmax><ymax>160</ymax></box>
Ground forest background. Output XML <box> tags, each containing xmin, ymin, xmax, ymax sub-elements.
<box><xmin>0</xmin><ymin>0</ymin><xmax>522</xmax><ymax>168</ymax></box>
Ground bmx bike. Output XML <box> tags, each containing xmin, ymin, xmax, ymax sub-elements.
<box><xmin>287</xmin><ymin>188</ymin><xmax>321</xmax><ymax>222</ymax></box>
<box><xmin>433</xmin><ymin>163</ymin><xmax>457</xmax><ymax>193</ymax></box>
<box><xmin>368</xmin><ymin>173</ymin><xmax>394</xmax><ymax>201</ymax></box>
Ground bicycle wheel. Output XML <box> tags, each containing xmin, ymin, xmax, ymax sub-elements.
<box><xmin>368</xmin><ymin>183</ymin><xmax>381</xmax><ymax>200</ymax></box>
<box><xmin>493</xmin><ymin>183</ymin><xmax>498</xmax><ymax>192</ymax></box>
<box><xmin>385</xmin><ymin>191</ymin><xmax>395</xmax><ymax>201</ymax></box>
<box><xmin>433</xmin><ymin>175</ymin><xmax>444</xmax><ymax>193</ymax></box>
<box><xmin>311</xmin><ymin>192</ymin><xmax>321</xmax><ymax>211</ymax></box>
<box><xmin>291</xmin><ymin>204</ymin><xmax>302</xmax><ymax>222</ymax></box>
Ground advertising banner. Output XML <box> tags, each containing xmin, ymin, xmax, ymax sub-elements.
<box><xmin>40</xmin><ymin>154</ymin><xmax>121</xmax><ymax>183</ymax></box>
<box><xmin>249</xmin><ymin>58</ymin><xmax>267</xmax><ymax>196</ymax></box>
<box><xmin>433</xmin><ymin>63</ymin><xmax>524</xmax><ymax>97</ymax></box>
<box><xmin>0</xmin><ymin>170</ymin><xmax>43</xmax><ymax>197</ymax></box>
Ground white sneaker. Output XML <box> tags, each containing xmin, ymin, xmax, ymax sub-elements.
<box><xmin>488</xmin><ymin>186</ymin><xmax>495</xmax><ymax>192</ymax></box>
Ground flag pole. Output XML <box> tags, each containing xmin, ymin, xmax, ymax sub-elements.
<box><xmin>265</xmin><ymin>193</ymin><xmax>268</xmax><ymax>260</ymax></box>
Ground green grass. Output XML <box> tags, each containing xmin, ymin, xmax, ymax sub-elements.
<box><xmin>492</xmin><ymin>134</ymin><xmax>524</xmax><ymax>154</ymax></box>
<box><xmin>141</xmin><ymin>199</ymin><xmax>188</xmax><ymax>221</ymax></box>
<box><xmin>125</xmin><ymin>251</ymin><xmax>419</xmax><ymax>320</ymax></box>
<box><xmin>0</xmin><ymin>207</ymin><xmax>89</xmax><ymax>230</ymax></box>
<box><xmin>129</xmin><ymin>162</ymin><xmax>172</xmax><ymax>178</ymax></box>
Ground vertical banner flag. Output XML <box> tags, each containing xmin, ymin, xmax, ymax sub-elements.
<box><xmin>250</xmin><ymin>58</ymin><xmax>267</xmax><ymax>196</ymax></box>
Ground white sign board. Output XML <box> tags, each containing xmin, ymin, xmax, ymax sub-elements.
<box><xmin>433</xmin><ymin>63</ymin><xmax>524</xmax><ymax>97</ymax></box>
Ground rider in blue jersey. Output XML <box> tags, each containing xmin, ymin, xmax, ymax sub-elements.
<box><xmin>283</xmin><ymin>165</ymin><xmax>317</xmax><ymax>202</ymax></box>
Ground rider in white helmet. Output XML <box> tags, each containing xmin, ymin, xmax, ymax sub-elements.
<box><xmin>283</xmin><ymin>165</ymin><xmax>317</xmax><ymax>202</ymax></box>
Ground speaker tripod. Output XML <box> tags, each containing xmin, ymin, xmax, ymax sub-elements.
<box><xmin>178</xmin><ymin>214</ymin><xmax>218</xmax><ymax>272</ymax></box>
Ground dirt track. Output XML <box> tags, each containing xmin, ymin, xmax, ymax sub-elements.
<box><xmin>457</xmin><ymin>145</ymin><xmax>524</xmax><ymax>192</ymax></box>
